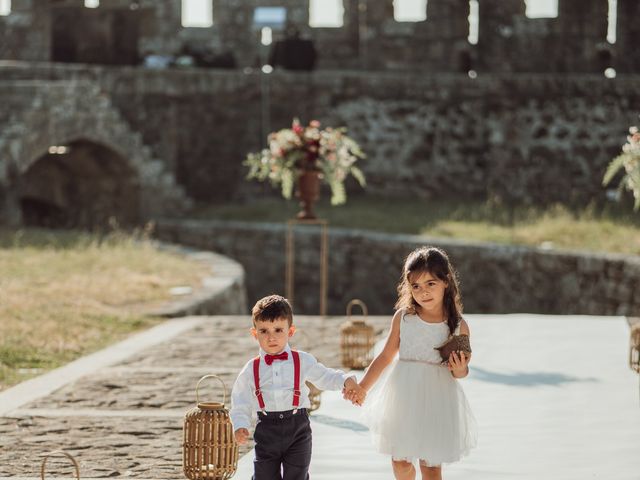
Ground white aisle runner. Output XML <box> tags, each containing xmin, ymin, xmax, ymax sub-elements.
<box><xmin>234</xmin><ymin>314</ymin><xmax>640</xmax><ymax>480</ymax></box>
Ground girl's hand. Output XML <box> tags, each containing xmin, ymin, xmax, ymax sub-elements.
<box><xmin>342</xmin><ymin>382</ymin><xmax>367</xmax><ymax>406</ymax></box>
<box><xmin>343</xmin><ymin>388</ymin><xmax>363</xmax><ymax>405</ymax></box>
<box><xmin>448</xmin><ymin>351</ymin><xmax>471</xmax><ymax>378</ymax></box>
<box><xmin>352</xmin><ymin>383</ymin><xmax>367</xmax><ymax>406</ymax></box>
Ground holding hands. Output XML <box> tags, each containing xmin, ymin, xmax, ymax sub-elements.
<box><xmin>343</xmin><ymin>377</ymin><xmax>367</xmax><ymax>406</ymax></box>
<box><xmin>448</xmin><ymin>351</ymin><xmax>471</xmax><ymax>378</ymax></box>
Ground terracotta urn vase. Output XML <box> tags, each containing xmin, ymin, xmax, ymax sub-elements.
<box><xmin>295</xmin><ymin>170</ymin><xmax>321</xmax><ymax>220</ymax></box>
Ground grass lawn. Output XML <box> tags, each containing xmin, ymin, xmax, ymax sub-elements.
<box><xmin>3</xmin><ymin>197</ymin><xmax>638</xmax><ymax>392</ymax></box>
<box><xmin>193</xmin><ymin>195</ymin><xmax>640</xmax><ymax>255</ymax></box>
<box><xmin>0</xmin><ymin>227</ymin><xmax>210</xmax><ymax>392</ymax></box>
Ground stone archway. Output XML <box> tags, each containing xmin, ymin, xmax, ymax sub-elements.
<box><xmin>19</xmin><ymin>139</ymin><xmax>141</xmax><ymax>228</ymax></box>
<box><xmin>0</xmin><ymin>80</ymin><xmax>192</xmax><ymax>226</ymax></box>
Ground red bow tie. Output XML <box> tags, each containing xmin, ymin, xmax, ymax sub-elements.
<box><xmin>264</xmin><ymin>352</ymin><xmax>288</xmax><ymax>365</ymax></box>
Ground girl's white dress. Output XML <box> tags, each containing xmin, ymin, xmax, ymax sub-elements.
<box><xmin>363</xmin><ymin>310</ymin><xmax>477</xmax><ymax>466</ymax></box>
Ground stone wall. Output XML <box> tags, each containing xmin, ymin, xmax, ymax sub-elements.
<box><xmin>616</xmin><ymin>0</ymin><xmax>640</xmax><ymax>73</ymax></box>
<box><xmin>1</xmin><ymin>0</ymin><xmax>638</xmax><ymax>73</ymax></box>
<box><xmin>155</xmin><ymin>219</ymin><xmax>640</xmax><ymax>317</ymax></box>
<box><xmin>0</xmin><ymin>0</ymin><xmax>51</xmax><ymax>62</ymax></box>
<box><xmin>0</xmin><ymin>79</ymin><xmax>192</xmax><ymax>226</ymax></box>
<box><xmin>1</xmin><ymin>63</ymin><xmax>639</xmax><ymax>208</ymax></box>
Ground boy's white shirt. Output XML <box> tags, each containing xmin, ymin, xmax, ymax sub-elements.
<box><xmin>230</xmin><ymin>343</ymin><xmax>352</xmax><ymax>431</ymax></box>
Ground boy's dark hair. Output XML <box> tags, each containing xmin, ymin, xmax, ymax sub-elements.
<box><xmin>252</xmin><ymin>294</ymin><xmax>293</xmax><ymax>326</ymax></box>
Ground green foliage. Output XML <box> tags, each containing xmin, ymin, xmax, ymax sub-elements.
<box><xmin>194</xmin><ymin>197</ymin><xmax>640</xmax><ymax>255</ymax></box>
<box><xmin>603</xmin><ymin>126</ymin><xmax>640</xmax><ymax>210</ymax></box>
<box><xmin>244</xmin><ymin>119</ymin><xmax>366</xmax><ymax>205</ymax></box>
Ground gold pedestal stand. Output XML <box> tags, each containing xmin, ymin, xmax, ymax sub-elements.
<box><xmin>285</xmin><ymin>219</ymin><xmax>328</xmax><ymax>316</ymax></box>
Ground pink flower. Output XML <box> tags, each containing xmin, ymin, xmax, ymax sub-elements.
<box><xmin>244</xmin><ymin>117</ymin><xmax>366</xmax><ymax>206</ymax></box>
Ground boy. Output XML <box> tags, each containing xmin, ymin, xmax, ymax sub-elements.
<box><xmin>230</xmin><ymin>294</ymin><xmax>365</xmax><ymax>480</ymax></box>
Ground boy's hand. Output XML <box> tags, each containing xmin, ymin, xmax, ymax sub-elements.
<box><xmin>234</xmin><ymin>428</ymin><xmax>249</xmax><ymax>445</ymax></box>
<box><xmin>343</xmin><ymin>377</ymin><xmax>367</xmax><ymax>406</ymax></box>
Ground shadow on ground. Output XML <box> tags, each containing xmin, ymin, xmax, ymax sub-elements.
<box><xmin>311</xmin><ymin>414</ymin><xmax>369</xmax><ymax>432</ymax></box>
<box><xmin>469</xmin><ymin>366</ymin><xmax>599</xmax><ymax>387</ymax></box>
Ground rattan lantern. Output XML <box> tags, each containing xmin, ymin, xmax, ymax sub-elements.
<box><xmin>292</xmin><ymin>329</ymin><xmax>323</xmax><ymax>413</ymax></box>
<box><xmin>340</xmin><ymin>299</ymin><xmax>375</xmax><ymax>369</ymax></box>
<box><xmin>630</xmin><ymin>324</ymin><xmax>640</xmax><ymax>374</ymax></box>
<box><xmin>183</xmin><ymin>375</ymin><xmax>238</xmax><ymax>480</ymax></box>
<box><xmin>41</xmin><ymin>451</ymin><xmax>80</xmax><ymax>480</ymax></box>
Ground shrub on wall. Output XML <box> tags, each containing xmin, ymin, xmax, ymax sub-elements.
<box><xmin>603</xmin><ymin>125</ymin><xmax>640</xmax><ymax>210</ymax></box>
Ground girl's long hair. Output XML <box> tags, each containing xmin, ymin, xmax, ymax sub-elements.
<box><xmin>394</xmin><ymin>246</ymin><xmax>463</xmax><ymax>335</ymax></box>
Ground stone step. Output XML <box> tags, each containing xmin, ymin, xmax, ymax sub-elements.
<box><xmin>9</xmin><ymin>408</ymin><xmax>185</xmax><ymax>418</ymax></box>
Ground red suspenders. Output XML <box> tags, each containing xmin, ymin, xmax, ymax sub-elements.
<box><xmin>253</xmin><ymin>350</ymin><xmax>301</xmax><ymax>412</ymax></box>
<box><xmin>292</xmin><ymin>350</ymin><xmax>301</xmax><ymax>408</ymax></box>
<box><xmin>252</xmin><ymin>356</ymin><xmax>265</xmax><ymax>410</ymax></box>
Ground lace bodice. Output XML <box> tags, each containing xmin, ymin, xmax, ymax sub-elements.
<box><xmin>399</xmin><ymin>311</ymin><xmax>451</xmax><ymax>363</ymax></box>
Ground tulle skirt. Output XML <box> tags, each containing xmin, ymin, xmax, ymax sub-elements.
<box><xmin>362</xmin><ymin>359</ymin><xmax>477</xmax><ymax>467</ymax></box>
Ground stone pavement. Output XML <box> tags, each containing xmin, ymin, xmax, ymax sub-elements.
<box><xmin>2</xmin><ymin>314</ymin><xmax>639</xmax><ymax>480</ymax></box>
<box><xmin>0</xmin><ymin>315</ymin><xmax>389</xmax><ymax>479</ymax></box>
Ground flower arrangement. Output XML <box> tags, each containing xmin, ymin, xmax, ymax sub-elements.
<box><xmin>603</xmin><ymin>125</ymin><xmax>640</xmax><ymax>210</ymax></box>
<box><xmin>244</xmin><ymin>118</ymin><xmax>366</xmax><ymax>205</ymax></box>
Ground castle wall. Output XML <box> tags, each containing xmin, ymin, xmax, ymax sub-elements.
<box><xmin>155</xmin><ymin>219</ymin><xmax>640</xmax><ymax>316</ymax></box>
<box><xmin>616</xmin><ymin>0</ymin><xmax>640</xmax><ymax>73</ymax></box>
<box><xmin>0</xmin><ymin>79</ymin><xmax>192</xmax><ymax>226</ymax></box>
<box><xmin>2</xmin><ymin>64</ymin><xmax>637</xmax><ymax>207</ymax></box>
<box><xmin>0</xmin><ymin>0</ymin><xmax>51</xmax><ymax>61</ymax></box>
<box><xmin>1</xmin><ymin>0</ymin><xmax>637</xmax><ymax>73</ymax></box>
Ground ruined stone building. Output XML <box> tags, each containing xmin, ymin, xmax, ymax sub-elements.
<box><xmin>0</xmin><ymin>0</ymin><xmax>639</xmax><ymax>227</ymax></box>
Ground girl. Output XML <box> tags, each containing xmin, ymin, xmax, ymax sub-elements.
<box><xmin>351</xmin><ymin>246</ymin><xmax>477</xmax><ymax>480</ymax></box>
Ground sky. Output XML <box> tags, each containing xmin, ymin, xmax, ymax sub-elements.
<box><xmin>0</xmin><ymin>0</ymin><xmax>616</xmax><ymax>43</ymax></box>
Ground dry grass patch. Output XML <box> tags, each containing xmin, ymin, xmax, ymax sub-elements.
<box><xmin>0</xmin><ymin>228</ymin><xmax>211</xmax><ymax>391</ymax></box>
<box><xmin>425</xmin><ymin>205</ymin><xmax>640</xmax><ymax>254</ymax></box>
<box><xmin>195</xmin><ymin>196</ymin><xmax>640</xmax><ymax>255</ymax></box>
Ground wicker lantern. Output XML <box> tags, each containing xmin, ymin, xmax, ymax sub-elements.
<box><xmin>41</xmin><ymin>451</ymin><xmax>80</xmax><ymax>480</ymax></box>
<box><xmin>292</xmin><ymin>329</ymin><xmax>323</xmax><ymax>413</ymax></box>
<box><xmin>630</xmin><ymin>324</ymin><xmax>640</xmax><ymax>374</ymax></box>
<box><xmin>340</xmin><ymin>299</ymin><xmax>375</xmax><ymax>369</ymax></box>
<box><xmin>183</xmin><ymin>375</ymin><xmax>238</xmax><ymax>480</ymax></box>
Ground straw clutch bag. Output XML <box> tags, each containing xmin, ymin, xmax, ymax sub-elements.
<box><xmin>435</xmin><ymin>334</ymin><xmax>472</xmax><ymax>362</ymax></box>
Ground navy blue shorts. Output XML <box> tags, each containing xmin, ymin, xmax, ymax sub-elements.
<box><xmin>253</xmin><ymin>409</ymin><xmax>311</xmax><ymax>480</ymax></box>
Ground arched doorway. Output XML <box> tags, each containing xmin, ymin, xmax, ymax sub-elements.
<box><xmin>19</xmin><ymin>139</ymin><xmax>141</xmax><ymax>229</ymax></box>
